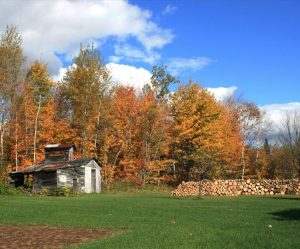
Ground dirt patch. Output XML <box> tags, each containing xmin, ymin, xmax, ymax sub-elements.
<box><xmin>0</xmin><ymin>225</ymin><xmax>117</xmax><ymax>249</ymax></box>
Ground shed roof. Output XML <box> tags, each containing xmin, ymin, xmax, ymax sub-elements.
<box><xmin>12</xmin><ymin>158</ymin><xmax>99</xmax><ymax>174</ymax></box>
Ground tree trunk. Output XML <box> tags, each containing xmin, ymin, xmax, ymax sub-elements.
<box><xmin>33</xmin><ymin>95</ymin><xmax>42</xmax><ymax>164</ymax></box>
<box><xmin>0</xmin><ymin>106</ymin><xmax>7</xmax><ymax>168</ymax></box>
<box><xmin>25</xmin><ymin>98</ymin><xmax>29</xmax><ymax>158</ymax></box>
<box><xmin>0</xmin><ymin>126</ymin><xmax>4</xmax><ymax>168</ymax></box>
<box><xmin>93</xmin><ymin>109</ymin><xmax>101</xmax><ymax>157</ymax></box>
<box><xmin>255</xmin><ymin>149</ymin><xmax>259</xmax><ymax>168</ymax></box>
<box><xmin>15</xmin><ymin>115</ymin><xmax>18</xmax><ymax>171</ymax></box>
<box><xmin>254</xmin><ymin>131</ymin><xmax>260</xmax><ymax>175</ymax></box>
<box><xmin>113</xmin><ymin>145</ymin><xmax>122</xmax><ymax>167</ymax></box>
<box><xmin>241</xmin><ymin>145</ymin><xmax>246</xmax><ymax>180</ymax></box>
<box><xmin>81</xmin><ymin>102</ymin><xmax>88</xmax><ymax>157</ymax></box>
<box><xmin>286</xmin><ymin>119</ymin><xmax>296</xmax><ymax>169</ymax></box>
<box><xmin>82</xmin><ymin>128</ymin><xmax>87</xmax><ymax>157</ymax></box>
<box><xmin>298</xmin><ymin>159</ymin><xmax>300</xmax><ymax>179</ymax></box>
<box><xmin>102</xmin><ymin>137</ymin><xmax>108</xmax><ymax>186</ymax></box>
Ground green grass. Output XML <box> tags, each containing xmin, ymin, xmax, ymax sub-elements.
<box><xmin>0</xmin><ymin>193</ymin><xmax>299</xmax><ymax>249</ymax></box>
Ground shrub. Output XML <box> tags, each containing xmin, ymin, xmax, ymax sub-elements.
<box><xmin>53</xmin><ymin>186</ymin><xmax>74</xmax><ymax>196</ymax></box>
<box><xmin>37</xmin><ymin>186</ymin><xmax>75</xmax><ymax>196</ymax></box>
<box><xmin>0</xmin><ymin>182</ymin><xmax>31</xmax><ymax>195</ymax></box>
<box><xmin>24</xmin><ymin>178</ymin><xmax>33</xmax><ymax>190</ymax></box>
<box><xmin>0</xmin><ymin>182</ymin><xmax>11</xmax><ymax>195</ymax></box>
<box><xmin>38</xmin><ymin>188</ymin><xmax>50</xmax><ymax>196</ymax></box>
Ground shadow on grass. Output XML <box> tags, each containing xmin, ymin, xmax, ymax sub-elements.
<box><xmin>149</xmin><ymin>195</ymin><xmax>204</xmax><ymax>201</ymax></box>
<box><xmin>172</xmin><ymin>196</ymin><xmax>204</xmax><ymax>201</ymax></box>
<box><xmin>268</xmin><ymin>196</ymin><xmax>300</xmax><ymax>201</ymax></box>
<box><xmin>270</xmin><ymin>209</ymin><xmax>300</xmax><ymax>220</ymax></box>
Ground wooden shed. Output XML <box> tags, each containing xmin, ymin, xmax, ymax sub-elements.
<box><xmin>10</xmin><ymin>144</ymin><xmax>101</xmax><ymax>193</ymax></box>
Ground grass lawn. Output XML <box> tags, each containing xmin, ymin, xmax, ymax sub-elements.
<box><xmin>0</xmin><ymin>193</ymin><xmax>299</xmax><ymax>249</ymax></box>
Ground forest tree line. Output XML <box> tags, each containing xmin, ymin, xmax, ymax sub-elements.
<box><xmin>0</xmin><ymin>26</ymin><xmax>299</xmax><ymax>186</ymax></box>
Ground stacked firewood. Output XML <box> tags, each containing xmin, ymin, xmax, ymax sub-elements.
<box><xmin>171</xmin><ymin>181</ymin><xmax>200</xmax><ymax>196</ymax></box>
<box><xmin>172</xmin><ymin>179</ymin><xmax>300</xmax><ymax>197</ymax></box>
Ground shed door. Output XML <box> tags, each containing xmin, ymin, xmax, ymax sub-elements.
<box><xmin>73</xmin><ymin>178</ymin><xmax>78</xmax><ymax>191</ymax></box>
<box><xmin>91</xmin><ymin>169</ymin><xmax>96</xmax><ymax>192</ymax></box>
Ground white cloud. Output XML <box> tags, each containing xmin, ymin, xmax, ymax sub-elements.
<box><xmin>106</xmin><ymin>63</ymin><xmax>151</xmax><ymax>90</ymax></box>
<box><xmin>0</xmin><ymin>0</ymin><xmax>174</xmax><ymax>74</ymax></box>
<box><xmin>162</xmin><ymin>4</ymin><xmax>177</xmax><ymax>15</ymax></box>
<box><xmin>52</xmin><ymin>62</ymin><xmax>151</xmax><ymax>90</ymax></box>
<box><xmin>52</xmin><ymin>67</ymin><xmax>68</xmax><ymax>82</ymax></box>
<box><xmin>51</xmin><ymin>64</ymin><xmax>78</xmax><ymax>82</ymax></box>
<box><xmin>167</xmin><ymin>57</ymin><xmax>212</xmax><ymax>75</ymax></box>
<box><xmin>111</xmin><ymin>43</ymin><xmax>161</xmax><ymax>64</ymax></box>
<box><xmin>206</xmin><ymin>86</ymin><xmax>238</xmax><ymax>101</ymax></box>
<box><xmin>260</xmin><ymin>102</ymin><xmax>300</xmax><ymax>128</ymax></box>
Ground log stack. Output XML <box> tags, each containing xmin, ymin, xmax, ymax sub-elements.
<box><xmin>172</xmin><ymin>179</ymin><xmax>300</xmax><ymax>197</ymax></box>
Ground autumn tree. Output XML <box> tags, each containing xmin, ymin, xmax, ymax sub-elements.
<box><xmin>220</xmin><ymin>99</ymin><xmax>243</xmax><ymax>178</ymax></box>
<box><xmin>20</xmin><ymin>61</ymin><xmax>53</xmax><ymax>164</ymax></box>
<box><xmin>0</xmin><ymin>26</ymin><xmax>25</xmax><ymax>103</ymax></box>
<box><xmin>138</xmin><ymin>91</ymin><xmax>173</xmax><ymax>185</ymax></box>
<box><xmin>92</xmin><ymin>85</ymin><xmax>114</xmax><ymax>186</ymax></box>
<box><xmin>62</xmin><ymin>44</ymin><xmax>111</xmax><ymax>156</ymax></box>
<box><xmin>170</xmin><ymin>83</ymin><xmax>242</xmax><ymax>181</ymax></box>
<box><xmin>8</xmin><ymin>61</ymin><xmax>75</xmax><ymax>170</ymax></box>
<box><xmin>0</xmin><ymin>26</ymin><xmax>25</xmax><ymax>169</ymax></box>
<box><xmin>137</xmin><ymin>65</ymin><xmax>177</xmax><ymax>185</ymax></box>
<box><xmin>108</xmin><ymin>86</ymin><xmax>140</xmax><ymax>182</ymax></box>
<box><xmin>253</xmin><ymin>138</ymin><xmax>276</xmax><ymax>179</ymax></box>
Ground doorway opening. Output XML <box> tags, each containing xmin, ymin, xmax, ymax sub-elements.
<box><xmin>91</xmin><ymin>169</ymin><xmax>96</xmax><ymax>192</ymax></box>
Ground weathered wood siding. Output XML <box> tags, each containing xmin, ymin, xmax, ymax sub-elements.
<box><xmin>57</xmin><ymin>167</ymin><xmax>85</xmax><ymax>192</ymax></box>
<box><xmin>33</xmin><ymin>171</ymin><xmax>57</xmax><ymax>192</ymax></box>
<box><xmin>32</xmin><ymin>159</ymin><xmax>101</xmax><ymax>193</ymax></box>
<box><xmin>45</xmin><ymin>147</ymin><xmax>73</xmax><ymax>162</ymax></box>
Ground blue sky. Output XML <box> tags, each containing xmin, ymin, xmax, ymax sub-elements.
<box><xmin>126</xmin><ymin>0</ymin><xmax>300</xmax><ymax>105</ymax></box>
<box><xmin>0</xmin><ymin>0</ymin><xmax>299</xmax><ymax>126</ymax></box>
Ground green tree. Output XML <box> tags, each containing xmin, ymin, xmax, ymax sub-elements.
<box><xmin>144</xmin><ymin>65</ymin><xmax>178</xmax><ymax>100</ymax></box>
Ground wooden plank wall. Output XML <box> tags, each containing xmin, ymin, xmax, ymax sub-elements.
<box><xmin>57</xmin><ymin>167</ymin><xmax>85</xmax><ymax>192</ymax></box>
<box><xmin>33</xmin><ymin>171</ymin><xmax>57</xmax><ymax>192</ymax></box>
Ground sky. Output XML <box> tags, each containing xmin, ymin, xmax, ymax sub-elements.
<box><xmin>0</xmin><ymin>0</ymin><xmax>299</xmax><ymax>128</ymax></box>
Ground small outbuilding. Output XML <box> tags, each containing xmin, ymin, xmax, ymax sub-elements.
<box><xmin>10</xmin><ymin>144</ymin><xmax>101</xmax><ymax>193</ymax></box>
